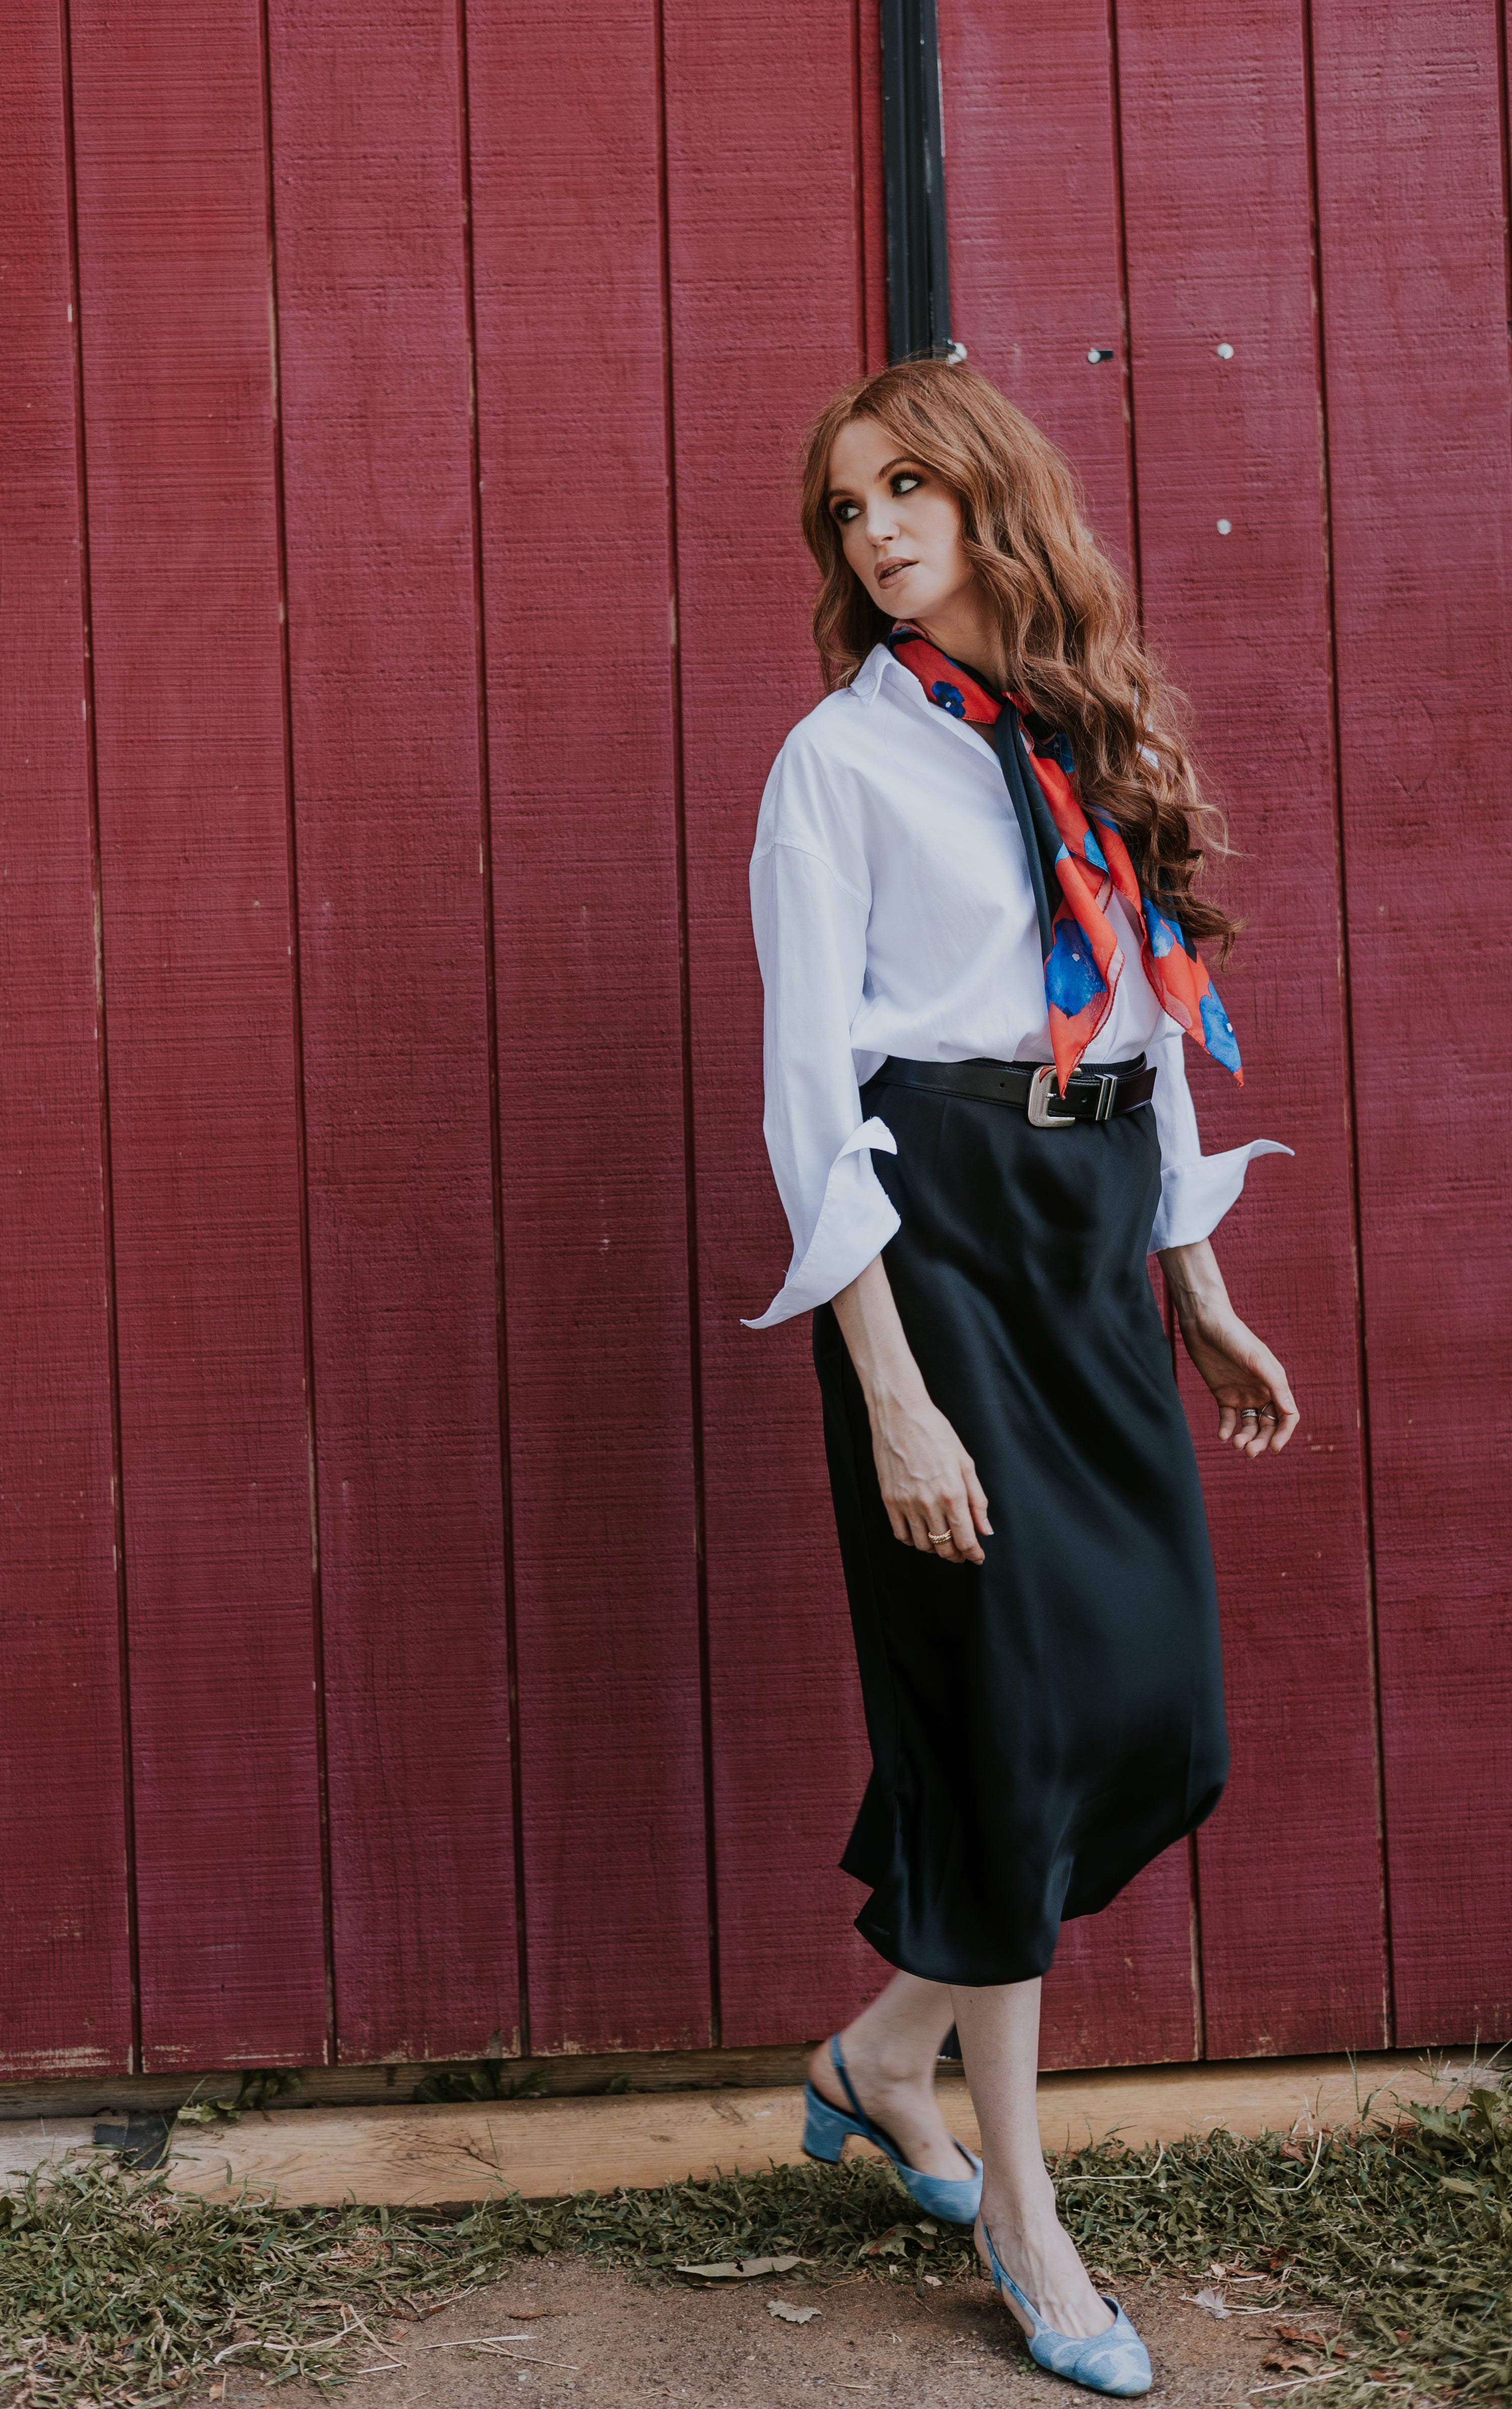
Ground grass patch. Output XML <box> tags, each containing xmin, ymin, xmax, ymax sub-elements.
<box><xmin>0</xmin><ymin>2078</ymin><xmax>1506</xmax><ymax>2408</ymax></box>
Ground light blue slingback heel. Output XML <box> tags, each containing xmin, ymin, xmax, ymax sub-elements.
<box><xmin>980</xmin><ymin>2217</ymin><xmax>1153</xmax><ymax>2397</ymax></box>
<box><xmin>801</xmin><ymin>2033</ymin><xmax>982</xmax><ymax>2225</ymax></box>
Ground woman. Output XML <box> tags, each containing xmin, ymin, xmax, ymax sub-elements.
<box><xmin>745</xmin><ymin>362</ymin><xmax>1297</xmax><ymax>2398</ymax></box>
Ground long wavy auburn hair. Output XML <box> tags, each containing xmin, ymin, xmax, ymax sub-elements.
<box><xmin>800</xmin><ymin>360</ymin><xmax>1238</xmax><ymax>956</ymax></box>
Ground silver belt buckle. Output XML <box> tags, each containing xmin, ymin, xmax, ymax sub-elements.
<box><xmin>1027</xmin><ymin>1065</ymin><xmax>1078</xmax><ymax>1128</ymax></box>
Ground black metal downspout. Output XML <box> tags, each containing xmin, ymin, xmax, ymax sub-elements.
<box><xmin>879</xmin><ymin>0</ymin><xmax>958</xmax><ymax>362</ymax></box>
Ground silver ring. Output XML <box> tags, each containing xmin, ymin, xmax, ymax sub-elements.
<box><xmin>1238</xmin><ymin>1408</ymin><xmax>1261</xmax><ymax>1421</ymax></box>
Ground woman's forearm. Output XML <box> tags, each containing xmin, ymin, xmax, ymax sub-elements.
<box><xmin>831</xmin><ymin>1255</ymin><xmax>929</xmax><ymax>1411</ymax></box>
<box><xmin>830</xmin><ymin>1254</ymin><xmax>991</xmax><ymax>1561</ymax></box>
<box><xmin>1156</xmin><ymin>1236</ymin><xmax>1230</xmax><ymax>1326</ymax></box>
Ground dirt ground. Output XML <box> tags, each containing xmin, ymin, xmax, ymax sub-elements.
<box><xmin>256</xmin><ymin>2254</ymin><xmax>1327</xmax><ymax>2409</ymax></box>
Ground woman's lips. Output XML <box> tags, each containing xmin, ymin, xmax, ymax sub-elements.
<box><xmin>875</xmin><ymin>557</ymin><xmax>914</xmax><ymax>587</ymax></box>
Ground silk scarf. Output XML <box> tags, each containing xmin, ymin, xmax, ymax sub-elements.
<box><xmin>886</xmin><ymin>624</ymin><xmax>1242</xmax><ymax>1090</ymax></box>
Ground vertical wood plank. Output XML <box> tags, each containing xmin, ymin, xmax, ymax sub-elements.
<box><xmin>857</xmin><ymin>0</ymin><xmax>890</xmax><ymax>378</ymax></box>
<box><xmin>1114</xmin><ymin>0</ymin><xmax>1387</xmax><ymax>2058</ymax></box>
<box><xmin>665</xmin><ymin>0</ymin><xmax>879</xmax><ymax>2046</ymax></box>
<box><xmin>0</xmin><ymin>0</ymin><xmax>131</xmax><ymax>2078</ymax></box>
<box><xmin>1311</xmin><ymin>0</ymin><xmax>1512</xmax><ymax>2044</ymax></box>
<box><xmin>266</xmin><ymin>0</ymin><xmax>518</xmax><ymax>2062</ymax></box>
<box><xmin>1041</xmin><ymin>1858</ymin><xmax>1199</xmax><ymax>2070</ymax></box>
<box><xmin>466</xmin><ymin>0</ymin><xmax>709</xmax><ymax>2053</ymax></box>
<box><xmin>941</xmin><ymin>0</ymin><xmax>1196</xmax><ymax>2067</ymax></box>
<box><xmin>68</xmin><ymin>0</ymin><xmax>325</xmax><ymax>2066</ymax></box>
<box><xmin>940</xmin><ymin>0</ymin><xmax>1137</xmax><ymax>574</ymax></box>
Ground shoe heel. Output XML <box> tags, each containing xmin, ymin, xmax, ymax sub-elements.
<box><xmin>800</xmin><ymin>2083</ymin><xmax>854</xmax><ymax>2165</ymax></box>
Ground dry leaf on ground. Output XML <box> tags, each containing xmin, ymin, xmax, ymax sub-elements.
<box><xmin>768</xmin><ymin>2300</ymin><xmax>821</xmax><ymax>2326</ymax></box>
<box><xmin>859</xmin><ymin>2223</ymin><xmax>936</xmax><ymax>2259</ymax></box>
<box><xmin>676</xmin><ymin>2255</ymin><xmax>812</xmax><ymax>2281</ymax></box>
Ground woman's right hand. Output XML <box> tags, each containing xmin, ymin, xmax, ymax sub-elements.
<box><xmin>867</xmin><ymin>1387</ymin><xmax>991</xmax><ymax>1565</ymax></box>
<box><xmin>831</xmin><ymin>1255</ymin><xmax>992</xmax><ymax>1567</ymax></box>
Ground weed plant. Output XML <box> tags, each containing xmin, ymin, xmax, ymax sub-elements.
<box><xmin>0</xmin><ymin>2083</ymin><xmax>1505</xmax><ymax>2409</ymax></box>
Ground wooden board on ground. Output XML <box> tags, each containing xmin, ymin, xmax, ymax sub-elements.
<box><xmin>1</xmin><ymin>2053</ymin><xmax>1477</xmax><ymax>2206</ymax></box>
<box><xmin>0</xmin><ymin>2045</ymin><xmax>817</xmax><ymax>2126</ymax></box>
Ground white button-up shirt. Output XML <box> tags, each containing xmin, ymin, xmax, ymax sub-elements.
<box><xmin>745</xmin><ymin>643</ymin><xmax>1286</xmax><ymax>1330</ymax></box>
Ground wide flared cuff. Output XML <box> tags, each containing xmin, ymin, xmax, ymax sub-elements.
<box><xmin>1150</xmin><ymin>1138</ymin><xmax>1292</xmax><ymax>1253</ymax></box>
<box><xmin>743</xmin><ymin>1118</ymin><xmax>901</xmax><ymax>1330</ymax></box>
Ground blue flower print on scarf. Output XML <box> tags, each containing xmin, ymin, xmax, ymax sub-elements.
<box><xmin>930</xmin><ymin>680</ymin><xmax>966</xmax><ymax>718</ymax></box>
<box><xmin>1082</xmin><ymin>826</ymin><xmax>1108</xmax><ymax>872</ymax></box>
<box><xmin>1199</xmin><ymin>987</ymin><xmax>1241</xmax><ymax>1074</ymax></box>
<box><xmin>1142</xmin><ymin>895</ymin><xmax>1180</xmax><ymax>958</ymax></box>
<box><xmin>1045</xmin><ymin>915</ymin><xmax>1108</xmax><ymax>1017</ymax></box>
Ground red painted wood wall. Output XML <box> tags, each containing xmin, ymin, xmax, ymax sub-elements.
<box><xmin>3</xmin><ymin>0</ymin><xmax>1508</xmax><ymax>2079</ymax></box>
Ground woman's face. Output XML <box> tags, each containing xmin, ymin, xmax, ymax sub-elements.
<box><xmin>826</xmin><ymin>416</ymin><xmax>975</xmax><ymax>623</ymax></box>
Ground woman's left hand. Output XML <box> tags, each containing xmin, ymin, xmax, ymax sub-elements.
<box><xmin>1157</xmin><ymin>1238</ymin><xmax>1299</xmax><ymax>1458</ymax></box>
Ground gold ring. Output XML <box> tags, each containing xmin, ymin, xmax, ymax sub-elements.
<box><xmin>926</xmin><ymin>1528</ymin><xmax>952</xmax><ymax>1545</ymax></box>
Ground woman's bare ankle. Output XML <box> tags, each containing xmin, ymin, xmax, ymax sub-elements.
<box><xmin>810</xmin><ymin>2033</ymin><xmax>934</xmax><ymax>2109</ymax></box>
<box><xmin>976</xmin><ymin>2192</ymin><xmax>1113</xmax><ymax>2341</ymax></box>
<box><xmin>808</xmin><ymin>2030</ymin><xmax>965</xmax><ymax>2181</ymax></box>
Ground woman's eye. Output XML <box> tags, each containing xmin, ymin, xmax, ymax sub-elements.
<box><xmin>833</xmin><ymin>500</ymin><xmax>860</xmax><ymax>523</ymax></box>
<box><xmin>893</xmin><ymin>473</ymin><xmax>921</xmax><ymax>494</ymax></box>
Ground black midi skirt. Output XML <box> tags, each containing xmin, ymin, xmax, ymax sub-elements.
<box><xmin>813</xmin><ymin>1069</ymin><xmax>1229</xmax><ymax>1988</ymax></box>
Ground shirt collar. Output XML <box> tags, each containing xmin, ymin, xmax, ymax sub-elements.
<box><xmin>849</xmin><ymin>642</ymin><xmax>894</xmax><ymax>704</ymax></box>
<box><xmin>855</xmin><ymin>635</ymin><xmax>1013</xmax><ymax>777</ymax></box>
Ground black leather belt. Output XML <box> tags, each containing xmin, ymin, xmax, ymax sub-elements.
<box><xmin>864</xmin><ymin>1053</ymin><xmax>1155</xmax><ymax>1128</ymax></box>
